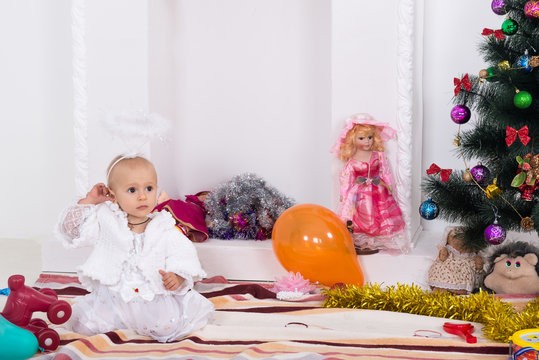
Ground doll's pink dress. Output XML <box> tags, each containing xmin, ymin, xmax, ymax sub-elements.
<box><xmin>339</xmin><ymin>151</ymin><xmax>405</xmax><ymax>251</ymax></box>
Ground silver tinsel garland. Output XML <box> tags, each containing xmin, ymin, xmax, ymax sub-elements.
<box><xmin>204</xmin><ymin>173</ymin><xmax>295</xmax><ymax>240</ymax></box>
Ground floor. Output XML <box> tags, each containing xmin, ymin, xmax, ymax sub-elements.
<box><xmin>0</xmin><ymin>238</ymin><xmax>43</xmax><ymax>308</ymax></box>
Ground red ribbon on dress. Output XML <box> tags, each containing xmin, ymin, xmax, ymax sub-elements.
<box><xmin>454</xmin><ymin>74</ymin><xmax>471</xmax><ymax>96</ymax></box>
<box><xmin>426</xmin><ymin>163</ymin><xmax>452</xmax><ymax>182</ymax></box>
<box><xmin>482</xmin><ymin>28</ymin><xmax>505</xmax><ymax>40</ymax></box>
<box><xmin>506</xmin><ymin>126</ymin><xmax>531</xmax><ymax>146</ymax></box>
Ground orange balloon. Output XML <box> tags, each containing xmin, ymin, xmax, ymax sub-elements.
<box><xmin>272</xmin><ymin>204</ymin><xmax>364</xmax><ymax>287</ymax></box>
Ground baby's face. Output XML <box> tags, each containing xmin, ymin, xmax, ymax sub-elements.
<box><xmin>109</xmin><ymin>160</ymin><xmax>157</xmax><ymax>220</ymax></box>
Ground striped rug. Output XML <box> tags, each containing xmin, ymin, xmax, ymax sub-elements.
<box><xmin>30</xmin><ymin>274</ymin><xmax>509</xmax><ymax>360</ymax></box>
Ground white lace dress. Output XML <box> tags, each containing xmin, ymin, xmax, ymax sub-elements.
<box><xmin>56</xmin><ymin>202</ymin><xmax>214</xmax><ymax>342</ymax></box>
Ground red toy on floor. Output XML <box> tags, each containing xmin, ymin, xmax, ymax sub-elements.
<box><xmin>1</xmin><ymin>274</ymin><xmax>71</xmax><ymax>351</ymax></box>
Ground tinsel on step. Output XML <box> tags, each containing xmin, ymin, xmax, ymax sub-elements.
<box><xmin>204</xmin><ymin>173</ymin><xmax>295</xmax><ymax>240</ymax></box>
<box><xmin>323</xmin><ymin>283</ymin><xmax>539</xmax><ymax>342</ymax></box>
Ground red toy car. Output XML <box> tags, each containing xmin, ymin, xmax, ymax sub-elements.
<box><xmin>1</xmin><ymin>274</ymin><xmax>72</xmax><ymax>351</ymax></box>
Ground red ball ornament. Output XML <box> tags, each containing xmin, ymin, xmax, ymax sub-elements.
<box><xmin>524</xmin><ymin>0</ymin><xmax>539</xmax><ymax>19</ymax></box>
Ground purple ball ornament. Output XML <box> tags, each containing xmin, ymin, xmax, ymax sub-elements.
<box><xmin>450</xmin><ymin>105</ymin><xmax>471</xmax><ymax>124</ymax></box>
<box><xmin>491</xmin><ymin>0</ymin><xmax>508</xmax><ymax>15</ymax></box>
<box><xmin>470</xmin><ymin>163</ymin><xmax>491</xmax><ymax>185</ymax></box>
<box><xmin>524</xmin><ymin>0</ymin><xmax>539</xmax><ymax>19</ymax></box>
<box><xmin>484</xmin><ymin>220</ymin><xmax>506</xmax><ymax>245</ymax></box>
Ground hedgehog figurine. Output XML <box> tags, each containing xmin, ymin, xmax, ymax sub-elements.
<box><xmin>483</xmin><ymin>241</ymin><xmax>539</xmax><ymax>294</ymax></box>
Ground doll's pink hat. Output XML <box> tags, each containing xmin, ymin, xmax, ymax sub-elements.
<box><xmin>330</xmin><ymin>113</ymin><xmax>397</xmax><ymax>155</ymax></box>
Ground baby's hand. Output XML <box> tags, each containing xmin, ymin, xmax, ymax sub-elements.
<box><xmin>78</xmin><ymin>183</ymin><xmax>111</xmax><ymax>205</ymax></box>
<box><xmin>159</xmin><ymin>269</ymin><xmax>184</xmax><ymax>291</ymax></box>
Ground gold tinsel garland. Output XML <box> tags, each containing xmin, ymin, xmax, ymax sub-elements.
<box><xmin>322</xmin><ymin>283</ymin><xmax>539</xmax><ymax>342</ymax></box>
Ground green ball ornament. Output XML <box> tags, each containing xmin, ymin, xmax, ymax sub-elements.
<box><xmin>501</xmin><ymin>19</ymin><xmax>518</xmax><ymax>35</ymax></box>
<box><xmin>486</xmin><ymin>66</ymin><xmax>499</xmax><ymax>82</ymax></box>
<box><xmin>514</xmin><ymin>91</ymin><xmax>532</xmax><ymax>109</ymax></box>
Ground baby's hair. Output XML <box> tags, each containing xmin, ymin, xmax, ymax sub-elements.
<box><xmin>106</xmin><ymin>154</ymin><xmax>154</xmax><ymax>187</ymax></box>
<box><xmin>338</xmin><ymin>124</ymin><xmax>384</xmax><ymax>161</ymax></box>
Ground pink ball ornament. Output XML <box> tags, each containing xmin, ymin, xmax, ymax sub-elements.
<box><xmin>450</xmin><ymin>105</ymin><xmax>471</xmax><ymax>124</ymax></box>
<box><xmin>484</xmin><ymin>220</ymin><xmax>506</xmax><ymax>245</ymax></box>
<box><xmin>524</xmin><ymin>0</ymin><xmax>539</xmax><ymax>19</ymax></box>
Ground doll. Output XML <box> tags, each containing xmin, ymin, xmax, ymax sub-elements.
<box><xmin>331</xmin><ymin>113</ymin><xmax>406</xmax><ymax>253</ymax></box>
<box><xmin>154</xmin><ymin>190</ymin><xmax>210</xmax><ymax>242</ymax></box>
<box><xmin>427</xmin><ymin>227</ymin><xmax>484</xmax><ymax>295</ymax></box>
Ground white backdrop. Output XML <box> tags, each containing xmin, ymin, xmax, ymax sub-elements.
<box><xmin>0</xmin><ymin>0</ymin><xmax>505</xmax><ymax>244</ymax></box>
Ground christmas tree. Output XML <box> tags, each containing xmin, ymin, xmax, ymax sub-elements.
<box><xmin>422</xmin><ymin>0</ymin><xmax>539</xmax><ymax>249</ymax></box>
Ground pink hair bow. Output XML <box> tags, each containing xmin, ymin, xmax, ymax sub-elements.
<box><xmin>454</xmin><ymin>74</ymin><xmax>471</xmax><ymax>96</ymax></box>
<box><xmin>506</xmin><ymin>126</ymin><xmax>531</xmax><ymax>146</ymax></box>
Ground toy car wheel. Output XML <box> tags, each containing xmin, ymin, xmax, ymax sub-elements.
<box><xmin>47</xmin><ymin>300</ymin><xmax>72</xmax><ymax>324</ymax></box>
<box><xmin>36</xmin><ymin>328</ymin><xmax>60</xmax><ymax>351</ymax></box>
<box><xmin>40</xmin><ymin>288</ymin><xmax>58</xmax><ymax>299</ymax></box>
<box><xmin>29</xmin><ymin>318</ymin><xmax>48</xmax><ymax>329</ymax></box>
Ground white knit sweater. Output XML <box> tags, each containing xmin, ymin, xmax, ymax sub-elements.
<box><xmin>55</xmin><ymin>201</ymin><xmax>206</xmax><ymax>295</ymax></box>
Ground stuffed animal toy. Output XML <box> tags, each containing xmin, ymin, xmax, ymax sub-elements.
<box><xmin>154</xmin><ymin>190</ymin><xmax>210</xmax><ymax>242</ymax></box>
<box><xmin>427</xmin><ymin>227</ymin><xmax>484</xmax><ymax>295</ymax></box>
<box><xmin>483</xmin><ymin>241</ymin><xmax>539</xmax><ymax>294</ymax></box>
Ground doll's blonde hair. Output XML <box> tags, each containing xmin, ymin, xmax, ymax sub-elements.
<box><xmin>338</xmin><ymin>124</ymin><xmax>384</xmax><ymax>161</ymax></box>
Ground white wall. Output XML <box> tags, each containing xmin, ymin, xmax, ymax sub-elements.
<box><xmin>0</xmin><ymin>1</ymin><xmax>74</xmax><ymax>239</ymax></box>
<box><xmin>85</xmin><ymin>0</ymin><xmax>150</xmax><ymax>188</ymax></box>
<box><xmin>149</xmin><ymin>0</ymin><xmax>333</xmax><ymax>208</ymax></box>
<box><xmin>0</xmin><ymin>0</ymin><xmax>505</xmax><ymax>243</ymax></box>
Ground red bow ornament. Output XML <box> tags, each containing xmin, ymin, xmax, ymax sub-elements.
<box><xmin>506</xmin><ymin>125</ymin><xmax>531</xmax><ymax>146</ymax></box>
<box><xmin>454</xmin><ymin>74</ymin><xmax>472</xmax><ymax>96</ymax></box>
<box><xmin>426</xmin><ymin>163</ymin><xmax>453</xmax><ymax>182</ymax></box>
<box><xmin>482</xmin><ymin>28</ymin><xmax>505</xmax><ymax>40</ymax></box>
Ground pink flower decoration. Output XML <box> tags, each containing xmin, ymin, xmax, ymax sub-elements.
<box><xmin>523</xmin><ymin>162</ymin><xmax>531</xmax><ymax>171</ymax></box>
<box><xmin>271</xmin><ymin>271</ymin><xmax>315</xmax><ymax>294</ymax></box>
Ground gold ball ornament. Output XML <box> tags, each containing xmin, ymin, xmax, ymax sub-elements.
<box><xmin>462</xmin><ymin>171</ymin><xmax>473</xmax><ymax>182</ymax></box>
<box><xmin>479</xmin><ymin>69</ymin><xmax>489</xmax><ymax>79</ymax></box>
<box><xmin>521</xmin><ymin>217</ymin><xmax>534</xmax><ymax>230</ymax></box>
